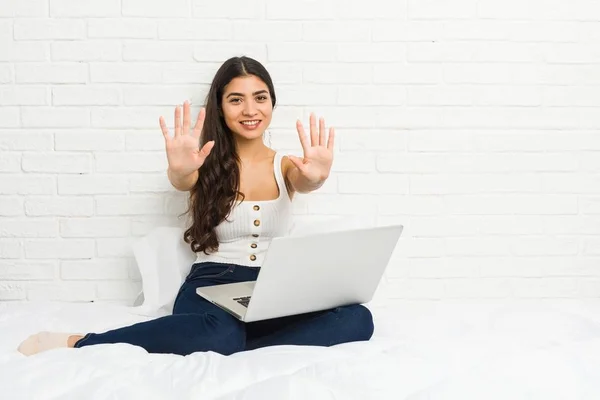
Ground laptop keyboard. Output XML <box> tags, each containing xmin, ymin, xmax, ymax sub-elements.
<box><xmin>233</xmin><ymin>296</ymin><xmax>251</xmax><ymax>308</ymax></box>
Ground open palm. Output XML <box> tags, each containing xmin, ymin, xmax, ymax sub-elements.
<box><xmin>288</xmin><ymin>113</ymin><xmax>335</xmax><ymax>183</ymax></box>
<box><xmin>159</xmin><ymin>101</ymin><xmax>214</xmax><ymax>177</ymax></box>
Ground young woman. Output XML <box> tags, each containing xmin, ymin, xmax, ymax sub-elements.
<box><xmin>18</xmin><ymin>56</ymin><xmax>374</xmax><ymax>357</ymax></box>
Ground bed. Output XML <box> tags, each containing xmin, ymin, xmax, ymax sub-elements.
<box><xmin>3</xmin><ymin>298</ymin><xmax>600</xmax><ymax>399</ymax></box>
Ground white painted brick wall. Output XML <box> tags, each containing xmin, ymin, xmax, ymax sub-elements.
<box><xmin>1</xmin><ymin>0</ymin><xmax>599</xmax><ymax>303</ymax></box>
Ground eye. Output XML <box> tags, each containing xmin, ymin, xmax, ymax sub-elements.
<box><xmin>256</xmin><ymin>95</ymin><xmax>268</xmax><ymax>102</ymax></box>
<box><xmin>229</xmin><ymin>98</ymin><xmax>242</xmax><ymax>104</ymax></box>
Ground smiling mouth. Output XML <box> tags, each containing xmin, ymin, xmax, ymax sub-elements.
<box><xmin>240</xmin><ymin>120</ymin><xmax>261</xmax><ymax>127</ymax></box>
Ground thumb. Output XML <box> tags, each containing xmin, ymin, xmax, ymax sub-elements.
<box><xmin>200</xmin><ymin>140</ymin><xmax>215</xmax><ymax>158</ymax></box>
<box><xmin>288</xmin><ymin>155</ymin><xmax>306</xmax><ymax>173</ymax></box>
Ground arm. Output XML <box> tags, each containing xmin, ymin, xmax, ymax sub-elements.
<box><xmin>167</xmin><ymin>168</ymin><xmax>198</xmax><ymax>192</ymax></box>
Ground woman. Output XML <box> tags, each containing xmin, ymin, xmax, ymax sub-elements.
<box><xmin>18</xmin><ymin>56</ymin><xmax>374</xmax><ymax>357</ymax></box>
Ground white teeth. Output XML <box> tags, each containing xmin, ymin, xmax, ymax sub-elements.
<box><xmin>241</xmin><ymin>120</ymin><xmax>259</xmax><ymax>126</ymax></box>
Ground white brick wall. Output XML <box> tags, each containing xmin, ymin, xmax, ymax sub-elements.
<box><xmin>1</xmin><ymin>0</ymin><xmax>600</xmax><ymax>303</ymax></box>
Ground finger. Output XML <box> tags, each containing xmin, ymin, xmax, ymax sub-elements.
<box><xmin>319</xmin><ymin>117</ymin><xmax>325</xmax><ymax>146</ymax></box>
<box><xmin>288</xmin><ymin>155</ymin><xmax>306</xmax><ymax>173</ymax></box>
<box><xmin>309</xmin><ymin>112</ymin><xmax>318</xmax><ymax>147</ymax></box>
<box><xmin>199</xmin><ymin>140</ymin><xmax>215</xmax><ymax>158</ymax></box>
<box><xmin>174</xmin><ymin>105</ymin><xmax>181</xmax><ymax>137</ymax></box>
<box><xmin>296</xmin><ymin>119</ymin><xmax>310</xmax><ymax>154</ymax></box>
<box><xmin>183</xmin><ymin>101</ymin><xmax>191</xmax><ymax>135</ymax></box>
<box><xmin>159</xmin><ymin>116</ymin><xmax>170</xmax><ymax>141</ymax></box>
<box><xmin>192</xmin><ymin>108</ymin><xmax>206</xmax><ymax>139</ymax></box>
<box><xmin>327</xmin><ymin>127</ymin><xmax>335</xmax><ymax>151</ymax></box>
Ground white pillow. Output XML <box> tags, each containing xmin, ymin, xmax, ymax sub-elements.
<box><xmin>131</xmin><ymin>215</ymin><xmax>371</xmax><ymax>315</ymax></box>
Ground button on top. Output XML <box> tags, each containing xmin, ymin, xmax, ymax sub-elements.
<box><xmin>253</xmin><ymin>219</ymin><xmax>260</xmax><ymax>227</ymax></box>
<box><xmin>250</xmin><ymin>254</ymin><xmax>257</xmax><ymax>261</ymax></box>
<box><xmin>253</xmin><ymin>205</ymin><xmax>260</xmax><ymax>211</ymax></box>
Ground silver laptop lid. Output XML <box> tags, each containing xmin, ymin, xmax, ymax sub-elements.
<box><xmin>244</xmin><ymin>224</ymin><xmax>403</xmax><ymax>322</ymax></box>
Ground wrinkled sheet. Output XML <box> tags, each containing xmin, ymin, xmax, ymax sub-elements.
<box><xmin>2</xmin><ymin>299</ymin><xmax>600</xmax><ymax>399</ymax></box>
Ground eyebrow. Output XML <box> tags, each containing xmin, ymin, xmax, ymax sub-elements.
<box><xmin>226</xmin><ymin>90</ymin><xmax>269</xmax><ymax>98</ymax></box>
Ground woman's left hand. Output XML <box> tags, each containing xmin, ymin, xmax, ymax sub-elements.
<box><xmin>288</xmin><ymin>112</ymin><xmax>335</xmax><ymax>184</ymax></box>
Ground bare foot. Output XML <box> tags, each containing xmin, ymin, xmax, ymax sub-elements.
<box><xmin>17</xmin><ymin>332</ymin><xmax>80</xmax><ymax>356</ymax></box>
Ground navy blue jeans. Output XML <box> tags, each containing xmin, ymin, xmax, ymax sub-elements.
<box><xmin>75</xmin><ymin>262</ymin><xmax>374</xmax><ymax>356</ymax></box>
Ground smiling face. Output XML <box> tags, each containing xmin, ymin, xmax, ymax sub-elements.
<box><xmin>221</xmin><ymin>75</ymin><xmax>273</xmax><ymax>142</ymax></box>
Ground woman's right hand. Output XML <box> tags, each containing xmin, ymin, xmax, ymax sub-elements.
<box><xmin>159</xmin><ymin>100</ymin><xmax>215</xmax><ymax>178</ymax></box>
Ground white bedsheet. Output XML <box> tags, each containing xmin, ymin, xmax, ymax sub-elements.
<box><xmin>2</xmin><ymin>299</ymin><xmax>600</xmax><ymax>399</ymax></box>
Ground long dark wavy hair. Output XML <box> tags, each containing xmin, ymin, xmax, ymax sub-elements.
<box><xmin>183</xmin><ymin>56</ymin><xmax>277</xmax><ymax>254</ymax></box>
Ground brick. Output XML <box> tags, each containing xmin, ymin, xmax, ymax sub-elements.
<box><xmin>378</xmin><ymin>195</ymin><xmax>444</xmax><ymax>215</ymax></box>
<box><xmin>374</xmin><ymin>63</ymin><xmax>441</xmax><ymax>84</ymax></box>
<box><xmin>276</xmin><ymin>84</ymin><xmax>337</xmax><ymax>106</ymax></box>
<box><xmin>0</xmin><ymin>64</ymin><xmax>13</xmax><ymax>83</ymax></box>
<box><xmin>409</xmin><ymin>174</ymin><xmax>543</xmax><ymax>195</ymax></box>
<box><xmin>263</xmin><ymin>63</ymin><xmax>303</xmax><ymax>85</ymax></box>
<box><xmin>95</xmin><ymin>152</ymin><xmax>167</xmax><ymax>173</ymax></box>
<box><xmin>306</xmin><ymin>194</ymin><xmax>377</xmax><ymax>215</ymax></box>
<box><xmin>96</xmin><ymin>196</ymin><xmax>164</xmax><ymax>216</ymax></box>
<box><xmin>91</xmin><ymin>107</ymin><xmax>166</xmax><ymax>128</ymax></box>
<box><xmin>406</xmin><ymin>258</ymin><xmax>477</xmax><ymax>279</ymax></box>
<box><xmin>96</xmin><ymin>237</ymin><xmax>135</xmax><ymax>257</ymax></box>
<box><xmin>52</xmin><ymin>86</ymin><xmax>120</xmax><ymax>106</ymax></box>
<box><xmin>581</xmin><ymin>197</ymin><xmax>600</xmax><ymax>214</ymax></box>
<box><xmin>233</xmin><ymin>22</ymin><xmax>301</xmax><ymax>42</ymax></box>
<box><xmin>159</xmin><ymin>20</ymin><xmax>232</xmax><ymax>41</ymax></box>
<box><xmin>194</xmin><ymin>43</ymin><xmax>266</xmax><ymax>62</ymax></box>
<box><xmin>0</xmin><ymin>261</ymin><xmax>55</xmax><ymax>280</ymax></box>
<box><xmin>131</xmin><ymin>216</ymin><xmax>183</xmax><ymax>236</ymax></box>
<box><xmin>88</xmin><ymin>19</ymin><xmax>157</xmax><ymax>39</ymax></box>
<box><xmin>268</xmin><ymin>43</ymin><xmax>336</xmax><ymax>62</ymax></box>
<box><xmin>25</xmin><ymin>197</ymin><xmax>94</xmax><ymax>217</ymax></box>
<box><xmin>125</xmin><ymin>131</ymin><xmax>165</xmax><ymax>151</ymax></box>
<box><xmin>193</xmin><ymin>0</ymin><xmax>264</xmax><ymax>19</ymax></box>
<box><xmin>583</xmin><ymin>238</ymin><xmax>600</xmax><ymax>255</ymax></box>
<box><xmin>51</xmin><ymin>41</ymin><xmax>121</xmax><ymax>62</ymax></box>
<box><xmin>444</xmin><ymin>278</ymin><xmax>511</xmax><ymax>299</ymax></box>
<box><xmin>0</xmin><ymin>86</ymin><xmax>48</xmax><ymax>106</ymax></box>
<box><xmin>266</xmin><ymin>0</ymin><xmax>335</xmax><ymax>20</ymax></box>
<box><xmin>385</xmin><ymin>278</ymin><xmax>445</xmax><ymax>300</ymax></box>
<box><xmin>0</xmin><ymin>283</ymin><xmax>26</xmax><ymax>300</ymax></box>
<box><xmin>512</xmin><ymin>278</ymin><xmax>579</xmax><ymax>298</ymax></box>
<box><xmin>123</xmin><ymin>42</ymin><xmax>194</xmax><ymax>62</ymax></box>
<box><xmin>338</xmin><ymin>43</ymin><xmax>406</xmax><ymax>63</ymax></box>
<box><xmin>446</xmin><ymin>237</ymin><xmax>511</xmax><ymax>256</ymax></box>
<box><xmin>0</xmin><ymin>108</ymin><xmax>20</xmax><ymax>128</ymax></box>
<box><xmin>444</xmin><ymin>195</ymin><xmax>578</xmax><ymax>215</ymax></box>
<box><xmin>0</xmin><ymin>175</ymin><xmax>55</xmax><ymax>195</ymax></box>
<box><xmin>60</xmin><ymin>218</ymin><xmax>130</xmax><ymax>238</ymax></box>
<box><xmin>541</xmin><ymin>174</ymin><xmax>600</xmax><ymax>194</ymax></box>
<box><xmin>0</xmin><ymin>219</ymin><xmax>58</xmax><ymax>238</ymax></box>
<box><xmin>0</xmin><ymin>152</ymin><xmax>20</xmax><ymax>172</ymax></box>
<box><xmin>61</xmin><ymin>259</ymin><xmax>129</xmax><ymax>280</ymax></box>
<box><xmin>407</xmin><ymin>86</ymin><xmax>473</xmax><ymax>107</ymax></box>
<box><xmin>129</xmin><ymin>175</ymin><xmax>172</xmax><ymax>192</ymax></box>
<box><xmin>90</xmin><ymin>63</ymin><xmax>162</xmax><ymax>83</ymax></box>
<box><xmin>409</xmin><ymin>0</ymin><xmax>478</xmax><ymax>19</ymax></box>
<box><xmin>0</xmin><ymin>43</ymin><xmax>48</xmax><ymax>62</ymax></box>
<box><xmin>0</xmin><ymin>132</ymin><xmax>53</xmax><ymax>151</ymax></box>
<box><xmin>338</xmin><ymin>85</ymin><xmax>406</xmax><ymax>106</ymax></box>
<box><xmin>164</xmin><ymin>193</ymin><xmax>188</xmax><ymax>215</ymax></box>
<box><xmin>303</xmin><ymin>64</ymin><xmax>372</xmax><ymax>84</ymax></box>
<box><xmin>339</xmin><ymin>130</ymin><xmax>407</xmax><ymax>152</ymax></box>
<box><xmin>334</xmin><ymin>0</ymin><xmax>408</xmax><ymax>19</ymax></box>
<box><xmin>543</xmin><ymin>216</ymin><xmax>600</xmax><ymax>235</ymax></box>
<box><xmin>22</xmin><ymin>153</ymin><xmax>91</xmax><ymax>173</ymax></box>
<box><xmin>544</xmin><ymin>87</ymin><xmax>600</xmax><ymax>107</ymax></box>
<box><xmin>27</xmin><ymin>281</ymin><xmax>97</xmax><ymax>301</ymax></box>
<box><xmin>55</xmin><ymin>131</ymin><xmax>125</xmax><ymax>151</ymax></box>
<box><xmin>21</xmin><ymin>107</ymin><xmax>90</xmax><ymax>128</ymax></box>
<box><xmin>25</xmin><ymin>239</ymin><xmax>94</xmax><ymax>259</ymax></box>
<box><xmin>338</xmin><ymin>173</ymin><xmax>409</xmax><ymax>194</ymax></box>
<box><xmin>0</xmin><ymin>197</ymin><xmax>24</xmax><ymax>216</ymax></box>
<box><xmin>122</xmin><ymin>85</ymin><xmax>206</xmax><ymax>106</ymax></box>
<box><xmin>58</xmin><ymin>175</ymin><xmax>128</xmax><ymax>195</ymax></box>
<box><xmin>123</xmin><ymin>0</ymin><xmax>190</xmax><ymax>17</ymax></box>
<box><xmin>329</xmin><ymin>152</ymin><xmax>376</xmax><ymax>172</ymax></box>
<box><xmin>16</xmin><ymin>63</ymin><xmax>87</xmax><ymax>83</ymax></box>
<box><xmin>302</xmin><ymin>22</ymin><xmax>370</xmax><ymax>42</ymax></box>
<box><xmin>0</xmin><ymin>0</ymin><xmax>48</xmax><ymax>17</ymax></box>
<box><xmin>0</xmin><ymin>240</ymin><xmax>23</xmax><ymax>258</ymax></box>
<box><xmin>14</xmin><ymin>19</ymin><xmax>85</xmax><ymax>40</ymax></box>
<box><xmin>50</xmin><ymin>0</ymin><xmax>120</xmax><ymax>17</ymax></box>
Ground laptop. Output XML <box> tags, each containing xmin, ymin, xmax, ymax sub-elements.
<box><xmin>196</xmin><ymin>224</ymin><xmax>403</xmax><ymax>322</ymax></box>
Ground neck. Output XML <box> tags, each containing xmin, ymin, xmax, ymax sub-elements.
<box><xmin>235</xmin><ymin>136</ymin><xmax>271</xmax><ymax>163</ymax></box>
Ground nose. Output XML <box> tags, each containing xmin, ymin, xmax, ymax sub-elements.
<box><xmin>242</xmin><ymin>101</ymin><xmax>258</xmax><ymax>117</ymax></box>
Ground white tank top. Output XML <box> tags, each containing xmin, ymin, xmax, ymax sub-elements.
<box><xmin>194</xmin><ymin>152</ymin><xmax>293</xmax><ymax>267</ymax></box>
